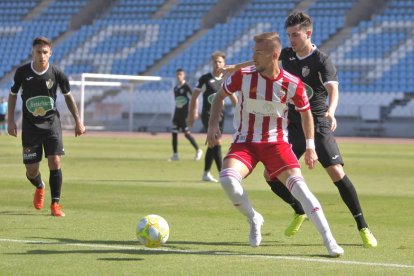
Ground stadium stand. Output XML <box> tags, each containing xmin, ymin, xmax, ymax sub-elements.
<box><xmin>0</xmin><ymin>0</ymin><xmax>413</xmax><ymax>136</ymax></box>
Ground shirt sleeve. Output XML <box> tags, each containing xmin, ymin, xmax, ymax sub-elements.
<box><xmin>223</xmin><ymin>70</ymin><xmax>242</xmax><ymax>94</ymax></box>
<box><xmin>10</xmin><ymin>68</ymin><xmax>23</xmax><ymax>95</ymax></box>
<box><xmin>57</xmin><ymin>68</ymin><xmax>71</xmax><ymax>94</ymax></box>
<box><xmin>320</xmin><ymin>56</ymin><xmax>338</xmax><ymax>84</ymax></box>
<box><xmin>291</xmin><ymin>80</ymin><xmax>310</xmax><ymax>112</ymax></box>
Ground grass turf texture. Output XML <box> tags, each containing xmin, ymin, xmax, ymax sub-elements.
<box><xmin>0</xmin><ymin>133</ymin><xmax>413</xmax><ymax>275</ymax></box>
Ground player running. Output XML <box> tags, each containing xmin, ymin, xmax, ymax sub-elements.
<box><xmin>169</xmin><ymin>68</ymin><xmax>202</xmax><ymax>161</ymax></box>
<box><xmin>208</xmin><ymin>32</ymin><xmax>343</xmax><ymax>257</ymax></box>
<box><xmin>7</xmin><ymin>36</ymin><xmax>86</xmax><ymax>217</ymax></box>
<box><xmin>187</xmin><ymin>51</ymin><xmax>237</xmax><ymax>182</ymax></box>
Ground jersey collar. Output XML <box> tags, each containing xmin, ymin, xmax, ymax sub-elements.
<box><xmin>31</xmin><ymin>61</ymin><xmax>49</xmax><ymax>75</ymax></box>
<box><xmin>296</xmin><ymin>44</ymin><xmax>317</xmax><ymax>60</ymax></box>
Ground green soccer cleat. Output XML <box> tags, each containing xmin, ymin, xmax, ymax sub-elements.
<box><xmin>360</xmin><ymin>228</ymin><xmax>378</xmax><ymax>248</ymax></box>
<box><xmin>284</xmin><ymin>213</ymin><xmax>307</xmax><ymax>237</ymax></box>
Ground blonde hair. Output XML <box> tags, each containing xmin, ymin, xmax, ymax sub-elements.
<box><xmin>211</xmin><ymin>51</ymin><xmax>226</xmax><ymax>60</ymax></box>
<box><xmin>253</xmin><ymin>32</ymin><xmax>281</xmax><ymax>53</ymax></box>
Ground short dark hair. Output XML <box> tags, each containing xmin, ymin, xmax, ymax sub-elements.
<box><xmin>284</xmin><ymin>11</ymin><xmax>313</xmax><ymax>30</ymax></box>
<box><xmin>32</xmin><ymin>36</ymin><xmax>52</xmax><ymax>48</ymax></box>
<box><xmin>176</xmin><ymin>68</ymin><xmax>185</xmax><ymax>73</ymax></box>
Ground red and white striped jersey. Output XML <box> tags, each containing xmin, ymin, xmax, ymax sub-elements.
<box><xmin>223</xmin><ymin>66</ymin><xmax>309</xmax><ymax>143</ymax></box>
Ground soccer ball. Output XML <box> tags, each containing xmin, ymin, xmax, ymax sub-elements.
<box><xmin>136</xmin><ymin>214</ymin><xmax>169</xmax><ymax>248</ymax></box>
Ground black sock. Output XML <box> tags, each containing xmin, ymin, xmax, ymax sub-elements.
<box><xmin>27</xmin><ymin>173</ymin><xmax>44</xmax><ymax>189</ymax></box>
<box><xmin>184</xmin><ymin>133</ymin><xmax>199</xmax><ymax>150</ymax></box>
<box><xmin>267</xmin><ymin>180</ymin><xmax>305</xmax><ymax>215</ymax></box>
<box><xmin>172</xmin><ymin>133</ymin><xmax>178</xmax><ymax>153</ymax></box>
<box><xmin>334</xmin><ymin>175</ymin><xmax>368</xmax><ymax>230</ymax></box>
<box><xmin>204</xmin><ymin>147</ymin><xmax>214</xmax><ymax>172</ymax></box>
<box><xmin>212</xmin><ymin>145</ymin><xmax>222</xmax><ymax>172</ymax></box>
<box><xmin>50</xmin><ymin>169</ymin><xmax>62</xmax><ymax>204</ymax></box>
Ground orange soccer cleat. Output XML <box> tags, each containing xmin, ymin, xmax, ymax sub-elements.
<box><xmin>50</xmin><ymin>202</ymin><xmax>65</xmax><ymax>217</ymax></box>
<box><xmin>33</xmin><ymin>188</ymin><xmax>45</xmax><ymax>210</ymax></box>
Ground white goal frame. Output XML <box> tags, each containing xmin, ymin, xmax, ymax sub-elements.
<box><xmin>70</xmin><ymin>73</ymin><xmax>162</xmax><ymax>132</ymax></box>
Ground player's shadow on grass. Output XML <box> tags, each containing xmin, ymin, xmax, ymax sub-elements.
<box><xmin>0</xmin><ymin>210</ymin><xmax>47</xmax><ymax>217</ymax></box>
<box><xmin>14</xmin><ymin>237</ymin><xmax>343</xmax><ymax>258</ymax></box>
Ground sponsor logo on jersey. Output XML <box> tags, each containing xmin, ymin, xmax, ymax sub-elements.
<box><xmin>175</xmin><ymin>96</ymin><xmax>188</xmax><ymax>108</ymax></box>
<box><xmin>302</xmin><ymin>66</ymin><xmax>310</xmax><ymax>77</ymax></box>
<box><xmin>26</xmin><ymin>77</ymin><xmax>33</xmax><ymax>81</ymax></box>
<box><xmin>209</xmin><ymin>79</ymin><xmax>216</xmax><ymax>83</ymax></box>
<box><xmin>304</xmin><ymin>82</ymin><xmax>314</xmax><ymax>99</ymax></box>
<box><xmin>207</xmin><ymin>93</ymin><xmax>217</xmax><ymax>104</ymax></box>
<box><xmin>26</xmin><ymin>96</ymin><xmax>54</xmax><ymax>116</ymax></box>
<box><xmin>46</xmin><ymin>79</ymin><xmax>54</xmax><ymax>89</ymax></box>
<box><xmin>226</xmin><ymin>77</ymin><xmax>232</xmax><ymax>86</ymax></box>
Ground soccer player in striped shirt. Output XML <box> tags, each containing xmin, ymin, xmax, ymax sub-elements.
<box><xmin>207</xmin><ymin>32</ymin><xmax>343</xmax><ymax>257</ymax></box>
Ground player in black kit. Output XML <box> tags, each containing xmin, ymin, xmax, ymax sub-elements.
<box><xmin>169</xmin><ymin>68</ymin><xmax>202</xmax><ymax>161</ymax></box>
<box><xmin>188</xmin><ymin>51</ymin><xmax>237</xmax><ymax>182</ymax></box>
<box><xmin>224</xmin><ymin>12</ymin><xmax>377</xmax><ymax>248</ymax></box>
<box><xmin>7</xmin><ymin>37</ymin><xmax>85</xmax><ymax>217</ymax></box>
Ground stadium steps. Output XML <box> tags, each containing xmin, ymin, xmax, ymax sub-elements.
<box><xmin>145</xmin><ymin>28</ymin><xmax>209</xmax><ymax>76</ymax></box>
<box><xmin>152</xmin><ymin>0</ymin><xmax>178</xmax><ymax>19</ymax></box>
<box><xmin>386</xmin><ymin>93</ymin><xmax>414</xmax><ymax>117</ymax></box>
<box><xmin>22</xmin><ymin>0</ymin><xmax>53</xmax><ymax>21</ymax></box>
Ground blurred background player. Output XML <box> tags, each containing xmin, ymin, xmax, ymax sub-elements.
<box><xmin>0</xmin><ymin>96</ymin><xmax>7</xmax><ymax>135</ymax></box>
<box><xmin>7</xmin><ymin>36</ymin><xmax>86</xmax><ymax>217</ymax></box>
<box><xmin>169</xmin><ymin>68</ymin><xmax>202</xmax><ymax>161</ymax></box>
<box><xmin>187</xmin><ymin>51</ymin><xmax>237</xmax><ymax>182</ymax></box>
<box><xmin>224</xmin><ymin>11</ymin><xmax>377</xmax><ymax>248</ymax></box>
<box><xmin>207</xmin><ymin>32</ymin><xmax>343</xmax><ymax>257</ymax></box>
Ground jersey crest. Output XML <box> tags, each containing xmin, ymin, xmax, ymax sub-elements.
<box><xmin>46</xmin><ymin>79</ymin><xmax>54</xmax><ymax>89</ymax></box>
<box><xmin>301</xmin><ymin>66</ymin><xmax>310</xmax><ymax>77</ymax></box>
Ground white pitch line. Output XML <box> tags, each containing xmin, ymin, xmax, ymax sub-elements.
<box><xmin>1</xmin><ymin>238</ymin><xmax>413</xmax><ymax>269</ymax></box>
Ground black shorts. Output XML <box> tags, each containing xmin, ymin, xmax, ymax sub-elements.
<box><xmin>21</xmin><ymin>118</ymin><xmax>64</xmax><ymax>164</ymax></box>
<box><xmin>288</xmin><ymin>116</ymin><xmax>343</xmax><ymax>168</ymax></box>
<box><xmin>172</xmin><ymin>115</ymin><xmax>189</xmax><ymax>133</ymax></box>
<box><xmin>201</xmin><ymin>113</ymin><xmax>223</xmax><ymax>133</ymax></box>
<box><xmin>0</xmin><ymin>114</ymin><xmax>5</xmax><ymax>122</ymax></box>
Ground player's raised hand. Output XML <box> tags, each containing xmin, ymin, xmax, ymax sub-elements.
<box><xmin>304</xmin><ymin>149</ymin><xmax>318</xmax><ymax>169</ymax></box>
<box><xmin>206</xmin><ymin>125</ymin><xmax>221</xmax><ymax>148</ymax></box>
<box><xmin>7</xmin><ymin>120</ymin><xmax>17</xmax><ymax>137</ymax></box>
<box><xmin>218</xmin><ymin>65</ymin><xmax>237</xmax><ymax>75</ymax></box>
<box><xmin>75</xmin><ymin>121</ymin><xmax>86</xmax><ymax>137</ymax></box>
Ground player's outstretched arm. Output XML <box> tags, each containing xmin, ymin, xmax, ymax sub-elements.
<box><xmin>219</xmin><ymin>61</ymin><xmax>254</xmax><ymax>75</ymax></box>
<box><xmin>64</xmin><ymin>93</ymin><xmax>86</xmax><ymax>137</ymax></box>
<box><xmin>207</xmin><ymin>88</ymin><xmax>227</xmax><ymax>148</ymax></box>
<box><xmin>7</xmin><ymin>93</ymin><xmax>17</xmax><ymax>137</ymax></box>
<box><xmin>300</xmin><ymin>109</ymin><xmax>318</xmax><ymax>169</ymax></box>
<box><xmin>187</xmin><ymin>88</ymin><xmax>201</xmax><ymax>128</ymax></box>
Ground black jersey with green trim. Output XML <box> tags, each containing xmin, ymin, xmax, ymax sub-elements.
<box><xmin>173</xmin><ymin>82</ymin><xmax>192</xmax><ymax>119</ymax></box>
<box><xmin>196</xmin><ymin>72</ymin><xmax>223</xmax><ymax>117</ymax></box>
<box><xmin>280</xmin><ymin>46</ymin><xmax>338</xmax><ymax>118</ymax></box>
<box><xmin>10</xmin><ymin>62</ymin><xmax>70</xmax><ymax>127</ymax></box>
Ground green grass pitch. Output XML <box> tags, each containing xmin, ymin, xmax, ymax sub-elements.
<box><xmin>0</xmin><ymin>133</ymin><xmax>413</xmax><ymax>275</ymax></box>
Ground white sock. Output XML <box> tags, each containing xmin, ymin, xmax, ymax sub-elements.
<box><xmin>219</xmin><ymin>168</ymin><xmax>256</xmax><ymax>219</ymax></box>
<box><xmin>287</xmin><ymin>176</ymin><xmax>334</xmax><ymax>241</ymax></box>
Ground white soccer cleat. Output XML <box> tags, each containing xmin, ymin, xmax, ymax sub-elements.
<box><xmin>324</xmin><ymin>238</ymin><xmax>344</xmax><ymax>257</ymax></box>
<box><xmin>248</xmin><ymin>213</ymin><xmax>264</xmax><ymax>247</ymax></box>
<box><xmin>195</xmin><ymin>149</ymin><xmax>203</xmax><ymax>161</ymax></box>
<box><xmin>168</xmin><ymin>153</ymin><xmax>179</xmax><ymax>161</ymax></box>
<box><xmin>202</xmin><ymin>172</ymin><xmax>218</xmax><ymax>182</ymax></box>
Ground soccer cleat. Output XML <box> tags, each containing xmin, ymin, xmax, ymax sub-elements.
<box><xmin>284</xmin><ymin>213</ymin><xmax>307</xmax><ymax>237</ymax></box>
<box><xmin>359</xmin><ymin>228</ymin><xmax>378</xmax><ymax>248</ymax></box>
<box><xmin>168</xmin><ymin>153</ymin><xmax>179</xmax><ymax>161</ymax></box>
<box><xmin>33</xmin><ymin>187</ymin><xmax>45</xmax><ymax>210</ymax></box>
<box><xmin>202</xmin><ymin>172</ymin><xmax>218</xmax><ymax>182</ymax></box>
<box><xmin>248</xmin><ymin>213</ymin><xmax>264</xmax><ymax>247</ymax></box>
<box><xmin>194</xmin><ymin>149</ymin><xmax>203</xmax><ymax>161</ymax></box>
<box><xmin>324</xmin><ymin>238</ymin><xmax>344</xmax><ymax>257</ymax></box>
<box><xmin>50</xmin><ymin>202</ymin><xmax>65</xmax><ymax>217</ymax></box>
